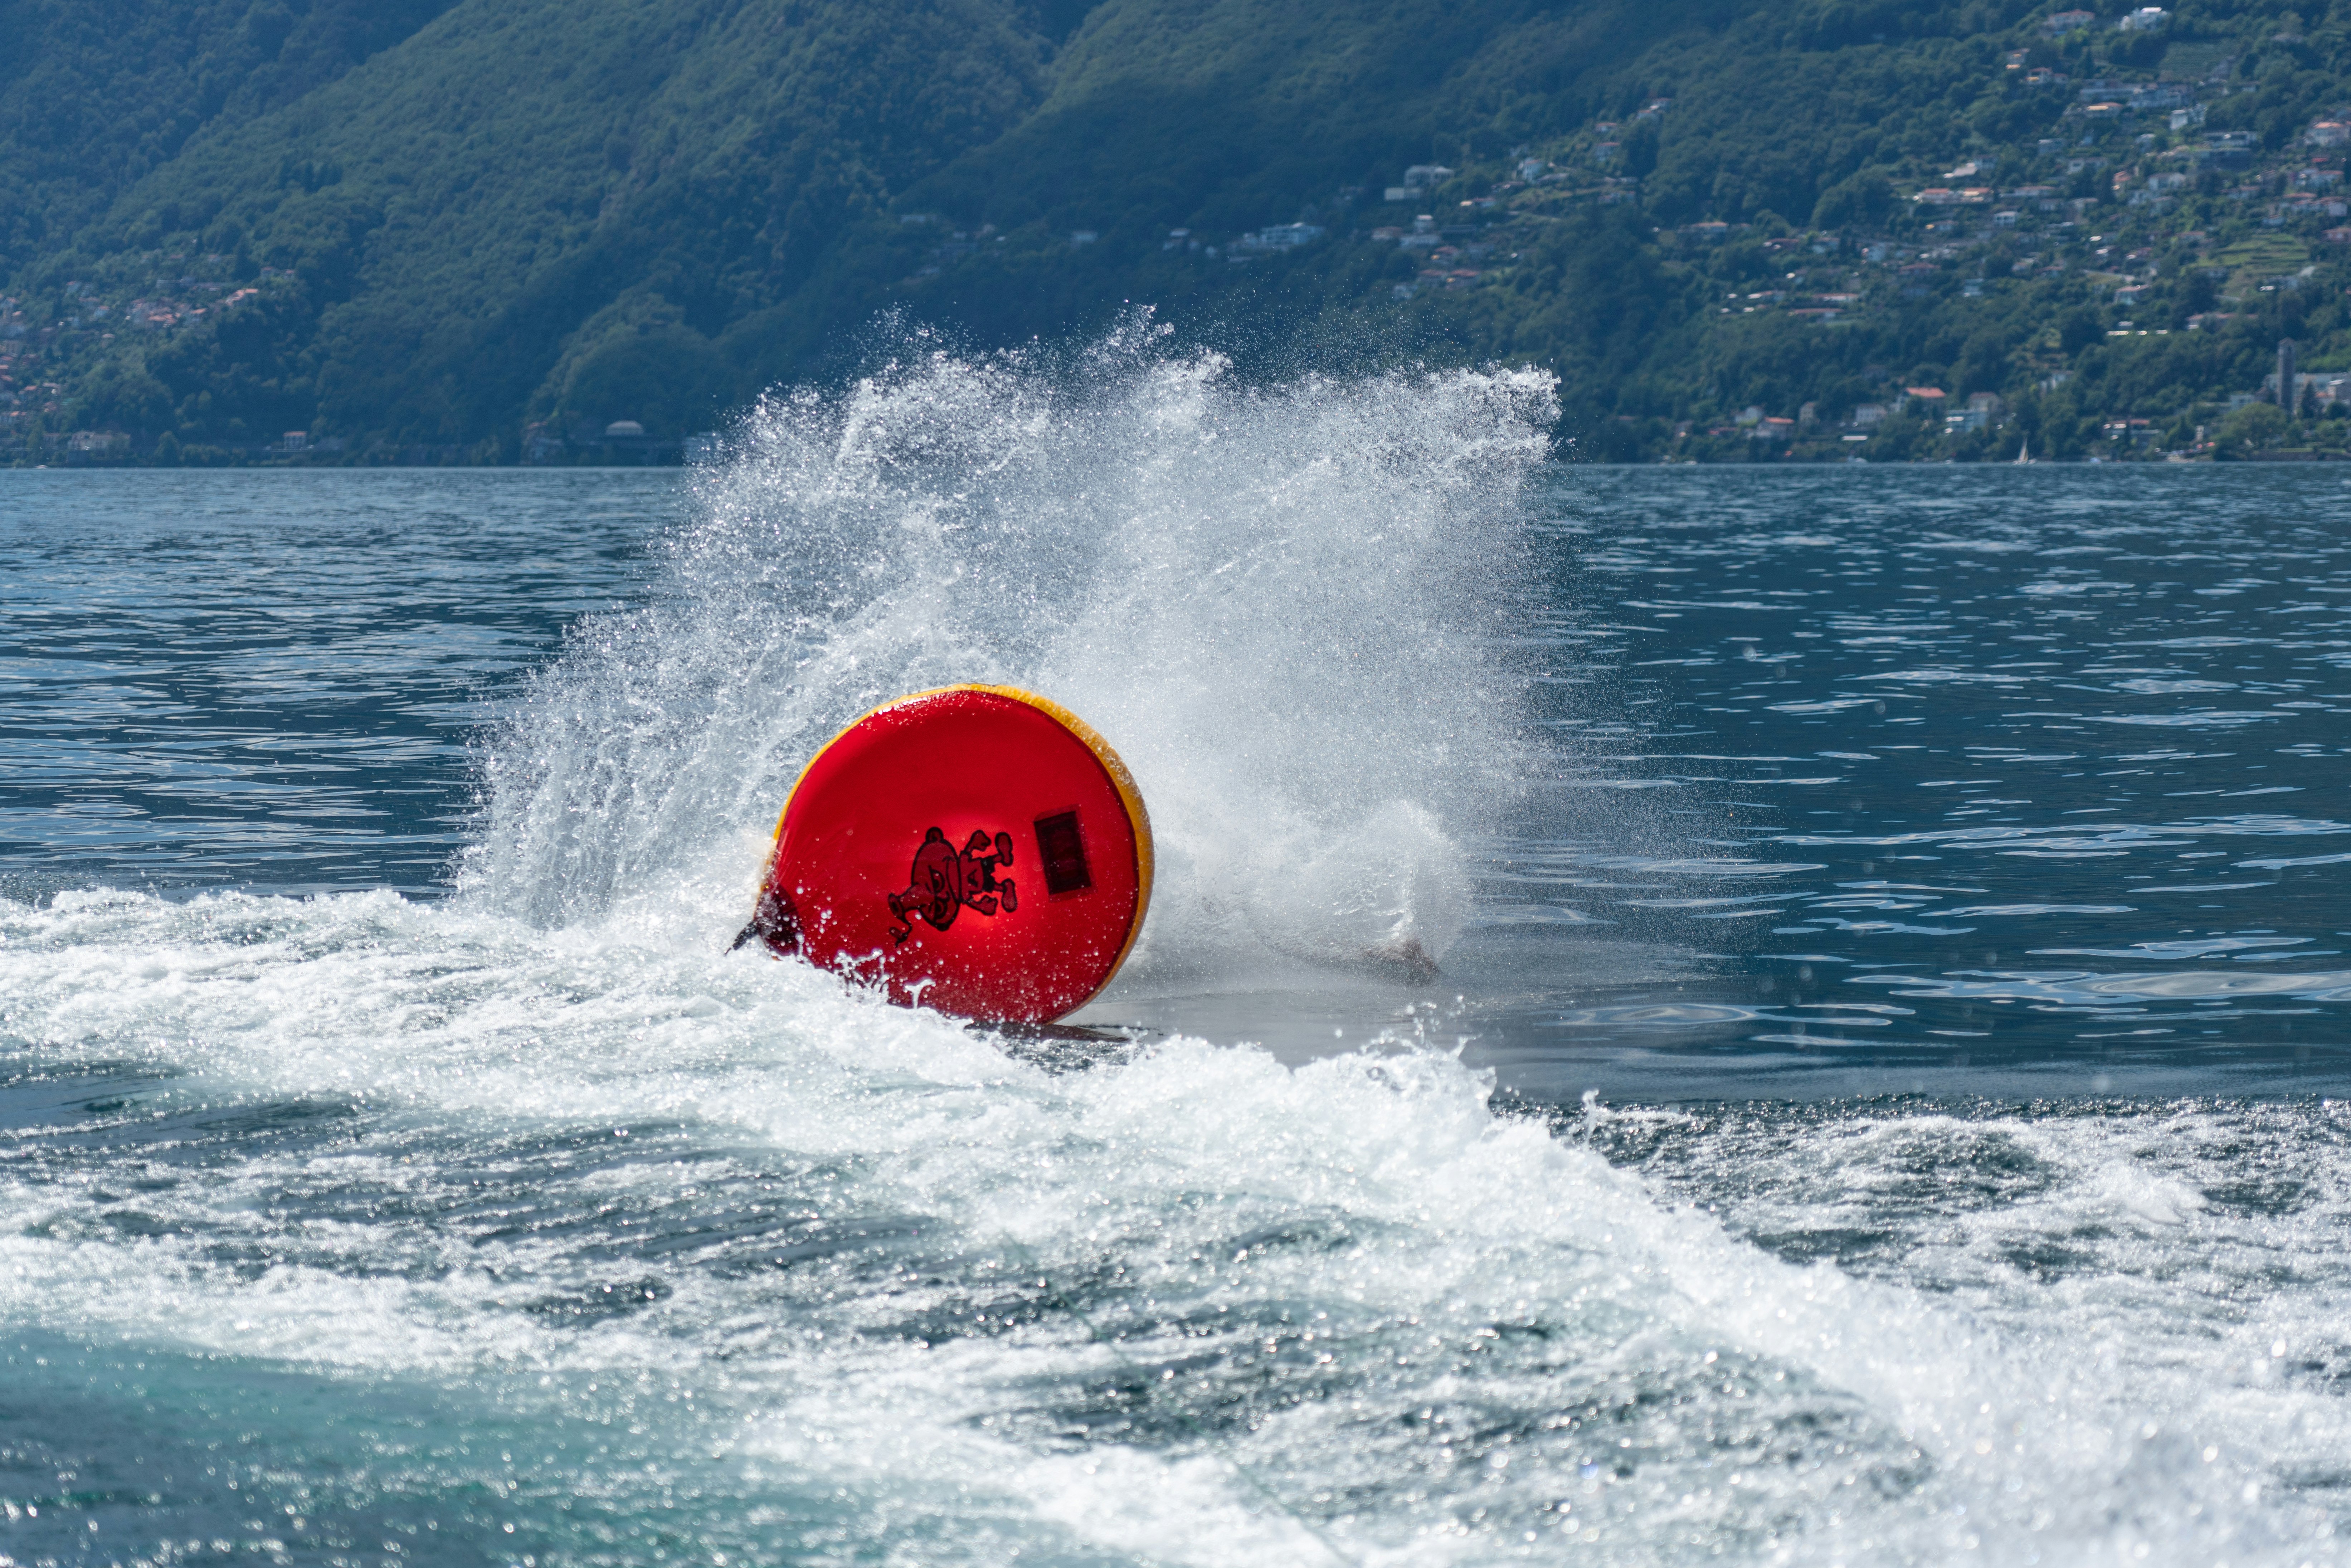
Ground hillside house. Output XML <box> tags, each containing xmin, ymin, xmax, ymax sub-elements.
<box><xmin>2305</xmin><ymin>374</ymin><xmax>2351</xmax><ymax>408</ymax></box>
<box><xmin>1243</xmin><ymin>223</ymin><xmax>1323</xmax><ymax>249</ymax></box>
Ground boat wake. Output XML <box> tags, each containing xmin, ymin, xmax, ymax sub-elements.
<box><xmin>2</xmin><ymin>332</ymin><xmax>2342</xmax><ymax>1565</ymax></box>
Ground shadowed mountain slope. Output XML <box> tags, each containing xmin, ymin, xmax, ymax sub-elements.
<box><xmin>9</xmin><ymin>0</ymin><xmax>2351</xmax><ymax>461</ymax></box>
<box><xmin>0</xmin><ymin>0</ymin><xmax>457</xmax><ymax>272</ymax></box>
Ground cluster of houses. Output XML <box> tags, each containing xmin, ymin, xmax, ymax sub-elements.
<box><xmin>1905</xmin><ymin>107</ymin><xmax>2331</xmax><ymax>228</ymax></box>
<box><xmin>938</xmin><ymin>69</ymin><xmax>2351</xmax><ymax>310</ymax></box>
<box><xmin>5</xmin><ymin>262</ymin><xmax>287</xmax><ymax>361</ymax></box>
<box><xmin>1464</xmin><ymin>4</ymin><xmax>2342</xmax><ymax>272</ymax></box>
<box><xmin>0</xmin><ymin>258</ymin><xmax>321</xmax><ymax>459</ymax></box>
<box><xmin>0</xmin><ymin>295</ymin><xmax>55</xmax><ymax>447</ymax></box>
<box><xmin>1381</xmin><ymin>164</ymin><xmax>1460</xmax><ymax>203</ymax></box>
<box><xmin>1712</xmin><ymin>335</ymin><xmax>2351</xmax><ymax>457</ymax></box>
<box><xmin>2040</xmin><ymin>6</ymin><xmax>2170</xmax><ymax>31</ymax></box>
<box><xmin>1969</xmin><ymin>19</ymin><xmax>2351</xmax><ymax>235</ymax></box>
<box><xmin>1231</xmin><ymin>222</ymin><xmax>1325</xmax><ymax>254</ymax></box>
<box><xmin>4</xmin><ymin>263</ymin><xmax>293</xmax><ymax>452</ymax></box>
<box><xmin>1362</xmin><ymin>209</ymin><xmax>1494</xmax><ymax>297</ymax></box>
<box><xmin>1706</xmin><ymin>388</ymin><xmax>2009</xmax><ymax>444</ymax></box>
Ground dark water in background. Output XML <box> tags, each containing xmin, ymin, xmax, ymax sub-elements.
<box><xmin>1</xmin><ymin>471</ymin><xmax>655</xmax><ymax>896</ymax></box>
<box><xmin>3</xmin><ymin>447</ymin><xmax>2349</xmax><ymax>1567</ymax></box>
<box><xmin>1482</xmin><ymin>463</ymin><xmax>2351</xmax><ymax>1100</ymax></box>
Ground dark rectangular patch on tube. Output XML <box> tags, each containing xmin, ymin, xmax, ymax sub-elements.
<box><xmin>1035</xmin><ymin>810</ymin><xmax>1092</xmax><ymax>897</ymax></box>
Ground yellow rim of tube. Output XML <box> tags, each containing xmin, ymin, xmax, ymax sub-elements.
<box><xmin>761</xmin><ymin>684</ymin><xmax>1155</xmax><ymax>1013</ymax></box>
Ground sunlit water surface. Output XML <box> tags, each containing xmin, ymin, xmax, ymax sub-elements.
<box><xmin>4</xmin><ymin>381</ymin><xmax>2348</xmax><ymax>1567</ymax></box>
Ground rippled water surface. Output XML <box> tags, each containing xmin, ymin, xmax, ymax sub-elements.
<box><xmin>2</xmin><ymin>471</ymin><xmax>656</xmax><ymax>896</ymax></box>
<box><xmin>1469</xmin><ymin>464</ymin><xmax>2351</xmax><ymax>1100</ymax></box>
<box><xmin>3</xmin><ymin>402</ymin><xmax>2348</xmax><ymax>1568</ymax></box>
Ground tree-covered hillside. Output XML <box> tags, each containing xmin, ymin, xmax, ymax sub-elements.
<box><xmin>6</xmin><ymin>0</ymin><xmax>2351</xmax><ymax>462</ymax></box>
<box><xmin>0</xmin><ymin>0</ymin><xmax>456</xmax><ymax>274</ymax></box>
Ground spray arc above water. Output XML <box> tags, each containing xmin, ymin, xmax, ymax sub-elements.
<box><xmin>468</xmin><ymin>330</ymin><xmax>1557</xmax><ymax>993</ymax></box>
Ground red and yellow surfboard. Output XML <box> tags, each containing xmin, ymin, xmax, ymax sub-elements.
<box><xmin>737</xmin><ymin>686</ymin><xmax>1152</xmax><ymax>1024</ymax></box>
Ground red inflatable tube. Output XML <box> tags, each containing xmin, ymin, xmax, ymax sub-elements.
<box><xmin>736</xmin><ymin>685</ymin><xmax>1154</xmax><ymax>1024</ymax></box>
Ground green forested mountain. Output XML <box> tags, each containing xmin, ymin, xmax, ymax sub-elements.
<box><xmin>6</xmin><ymin>0</ymin><xmax>2351</xmax><ymax>462</ymax></box>
<box><xmin>0</xmin><ymin>0</ymin><xmax>456</xmax><ymax>262</ymax></box>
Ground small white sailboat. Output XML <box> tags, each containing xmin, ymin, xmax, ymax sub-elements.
<box><xmin>2015</xmin><ymin>438</ymin><xmax>2031</xmax><ymax>463</ymax></box>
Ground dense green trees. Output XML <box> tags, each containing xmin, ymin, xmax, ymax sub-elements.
<box><xmin>0</xmin><ymin>0</ymin><xmax>454</xmax><ymax>276</ymax></box>
<box><xmin>7</xmin><ymin>0</ymin><xmax>2351</xmax><ymax>459</ymax></box>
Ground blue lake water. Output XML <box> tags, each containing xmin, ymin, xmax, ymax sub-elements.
<box><xmin>3</xmin><ymin>362</ymin><xmax>2348</xmax><ymax>1566</ymax></box>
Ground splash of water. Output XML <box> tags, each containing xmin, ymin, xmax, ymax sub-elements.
<box><xmin>2</xmin><ymin>888</ymin><xmax>2335</xmax><ymax>1565</ymax></box>
<box><xmin>467</xmin><ymin>325</ymin><xmax>1556</xmax><ymax>985</ymax></box>
<box><xmin>6</xmin><ymin>368</ymin><xmax>2346</xmax><ymax>1565</ymax></box>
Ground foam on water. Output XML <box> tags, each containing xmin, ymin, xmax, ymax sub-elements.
<box><xmin>4</xmin><ymin>352</ymin><xmax>2349</xmax><ymax>1564</ymax></box>
<box><xmin>3</xmin><ymin>888</ymin><xmax>2345</xmax><ymax>1563</ymax></box>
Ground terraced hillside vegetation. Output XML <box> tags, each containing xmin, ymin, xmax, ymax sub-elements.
<box><xmin>6</xmin><ymin>0</ymin><xmax>2351</xmax><ymax>462</ymax></box>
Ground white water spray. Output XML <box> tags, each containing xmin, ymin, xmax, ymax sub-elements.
<box><xmin>4</xmin><ymin>370</ymin><xmax>2345</xmax><ymax>1566</ymax></box>
<box><xmin>467</xmin><ymin>325</ymin><xmax>1556</xmax><ymax>984</ymax></box>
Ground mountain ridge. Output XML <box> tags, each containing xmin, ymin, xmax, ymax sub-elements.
<box><xmin>6</xmin><ymin>0</ymin><xmax>2351</xmax><ymax>461</ymax></box>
